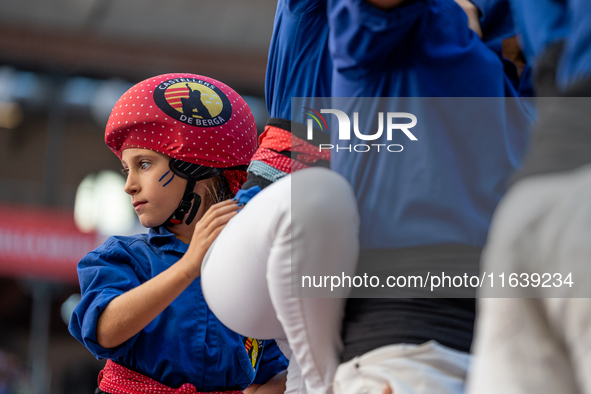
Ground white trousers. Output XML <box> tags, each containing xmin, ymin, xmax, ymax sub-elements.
<box><xmin>334</xmin><ymin>341</ymin><xmax>470</xmax><ymax>394</ymax></box>
<box><xmin>468</xmin><ymin>165</ymin><xmax>591</xmax><ymax>394</ymax></box>
<box><xmin>201</xmin><ymin>168</ymin><xmax>360</xmax><ymax>394</ymax></box>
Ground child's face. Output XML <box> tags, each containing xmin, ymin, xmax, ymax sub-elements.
<box><xmin>121</xmin><ymin>148</ymin><xmax>188</xmax><ymax>228</ymax></box>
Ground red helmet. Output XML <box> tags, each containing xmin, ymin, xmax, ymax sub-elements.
<box><xmin>105</xmin><ymin>73</ymin><xmax>257</xmax><ymax>225</ymax></box>
<box><xmin>105</xmin><ymin>73</ymin><xmax>257</xmax><ymax>169</ymax></box>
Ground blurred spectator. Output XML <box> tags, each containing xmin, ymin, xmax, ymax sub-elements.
<box><xmin>0</xmin><ymin>349</ymin><xmax>32</xmax><ymax>394</ymax></box>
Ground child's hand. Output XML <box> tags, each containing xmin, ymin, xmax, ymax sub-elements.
<box><xmin>184</xmin><ymin>199</ymin><xmax>241</xmax><ymax>279</ymax></box>
<box><xmin>96</xmin><ymin>199</ymin><xmax>241</xmax><ymax>349</ymax></box>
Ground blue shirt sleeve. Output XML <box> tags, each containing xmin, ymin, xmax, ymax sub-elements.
<box><xmin>265</xmin><ymin>0</ymin><xmax>333</xmax><ymax>119</ymax></box>
<box><xmin>507</xmin><ymin>0</ymin><xmax>569</xmax><ymax>64</ymax></box>
<box><xmin>556</xmin><ymin>0</ymin><xmax>591</xmax><ymax>90</ymax></box>
<box><xmin>328</xmin><ymin>0</ymin><xmax>429</xmax><ymax>75</ymax></box>
<box><xmin>252</xmin><ymin>340</ymin><xmax>289</xmax><ymax>385</ymax></box>
<box><xmin>68</xmin><ymin>238</ymin><xmax>145</xmax><ymax>360</ymax></box>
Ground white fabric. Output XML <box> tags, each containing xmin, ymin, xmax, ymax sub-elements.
<box><xmin>468</xmin><ymin>165</ymin><xmax>591</xmax><ymax>394</ymax></box>
<box><xmin>201</xmin><ymin>168</ymin><xmax>360</xmax><ymax>394</ymax></box>
<box><xmin>334</xmin><ymin>341</ymin><xmax>470</xmax><ymax>394</ymax></box>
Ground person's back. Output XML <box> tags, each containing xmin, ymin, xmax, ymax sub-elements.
<box><xmin>327</xmin><ymin>0</ymin><xmax>533</xmax><ymax>250</ymax></box>
<box><xmin>322</xmin><ymin>1</ymin><xmax>535</xmax><ymax>392</ymax></box>
<box><xmin>250</xmin><ymin>1</ymin><xmax>536</xmax><ymax>392</ymax></box>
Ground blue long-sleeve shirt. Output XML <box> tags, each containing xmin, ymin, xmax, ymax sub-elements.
<box><xmin>69</xmin><ymin>225</ymin><xmax>287</xmax><ymax>391</ymax></box>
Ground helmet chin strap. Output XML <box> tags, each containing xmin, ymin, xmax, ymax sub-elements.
<box><xmin>164</xmin><ymin>177</ymin><xmax>202</xmax><ymax>226</ymax></box>
<box><xmin>162</xmin><ymin>158</ymin><xmax>234</xmax><ymax>228</ymax></box>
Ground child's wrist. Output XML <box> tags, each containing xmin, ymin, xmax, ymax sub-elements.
<box><xmin>178</xmin><ymin>247</ymin><xmax>203</xmax><ymax>280</ymax></box>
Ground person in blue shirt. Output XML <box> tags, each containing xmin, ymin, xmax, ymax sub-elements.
<box><xmin>267</xmin><ymin>0</ymin><xmax>532</xmax><ymax>392</ymax></box>
<box><xmin>68</xmin><ymin>73</ymin><xmax>288</xmax><ymax>394</ymax></box>
<box><xmin>201</xmin><ymin>1</ymin><xmax>535</xmax><ymax>393</ymax></box>
<box><xmin>322</xmin><ymin>1</ymin><xmax>535</xmax><ymax>393</ymax></box>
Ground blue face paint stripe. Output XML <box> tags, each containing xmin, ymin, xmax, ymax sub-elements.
<box><xmin>162</xmin><ymin>173</ymin><xmax>175</xmax><ymax>187</ymax></box>
<box><xmin>159</xmin><ymin>170</ymin><xmax>171</xmax><ymax>182</ymax></box>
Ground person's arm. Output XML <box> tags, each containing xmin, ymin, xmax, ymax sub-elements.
<box><xmin>243</xmin><ymin>371</ymin><xmax>287</xmax><ymax>394</ymax></box>
<box><xmin>453</xmin><ymin>0</ymin><xmax>482</xmax><ymax>37</ymax></box>
<box><xmin>96</xmin><ymin>200</ymin><xmax>239</xmax><ymax>349</ymax></box>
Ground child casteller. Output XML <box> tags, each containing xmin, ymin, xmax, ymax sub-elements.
<box><xmin>69</xmin><ymin>73</ymin><xmax>288</xmax><ymax>394</ymax></box>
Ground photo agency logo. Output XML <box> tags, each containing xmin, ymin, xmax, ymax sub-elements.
<box><xmin>303</xmin><ymin>107</ymin><xmax>418</xmax><ymax>153</ymax></box>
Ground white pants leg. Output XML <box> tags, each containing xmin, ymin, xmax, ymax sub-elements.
<box><xmin>468</xmin><ymin>165</ymin><xmax>591</xmax><ymax>394</ymax></box>
<box><xmin>202</xmin><ymin>168</ymin><xmax>360</xmax><ymax>394</ymax></box>
<box><xmin>334</xmin><ymin>341</ymin><xmax>470</xmax><ymax>394</ymax></box>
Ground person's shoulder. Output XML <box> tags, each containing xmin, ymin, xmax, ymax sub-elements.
<box><xmin>283</xmin><ymin>0</ymin><xmax>326</xmax><ymax>16</ymax></box>
<box><xmin>77</xmin><ymin>233</ymin><xmax>155</xmax><ymax>274</ymax></box>
<box><xmin>89</xmin><ymin>233</ymin><xmax>151</xmax><ymax>257</ymax></box>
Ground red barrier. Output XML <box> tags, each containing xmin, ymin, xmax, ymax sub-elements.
<box><xmin>0</xmin><ymin>204</ymin><xmax>100</xmax><ymax>284</ymax></box>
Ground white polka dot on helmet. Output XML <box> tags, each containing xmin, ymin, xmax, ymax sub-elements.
<box><xmin>104</xmin><ymin>73</ymin><xmax>257</xmax><ymax>169</ymax></box>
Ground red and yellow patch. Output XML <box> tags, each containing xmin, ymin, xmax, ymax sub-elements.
<box><xmin>243</xmin><ymin>337</ymin><xmax>263</xmax><ymax>369</ymax></box>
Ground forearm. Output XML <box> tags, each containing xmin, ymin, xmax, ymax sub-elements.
<box><xmin>96</xmin><ymin>251</ymin><xmax>201</xmax><ymax>349</ymax></box>
<box><xmin>243</xmin><ymin>371</ymin><xmax>287</xmax><ymax>394</ymax></box>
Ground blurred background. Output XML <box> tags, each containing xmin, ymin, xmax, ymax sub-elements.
<box><xmin>0</xmin><ymin>1</ymin><xmax>275</xmax><ymax>392</ymax></box>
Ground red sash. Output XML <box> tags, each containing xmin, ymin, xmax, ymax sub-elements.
<box><xmin>98</xmin><ymin>359</ymin><xmax>243</xmax><ymax>394</ymax></box>
<box><xmin>252</xmin><ymin>124</ymin><xmax>332</xmax><ymax>172</ymax></box>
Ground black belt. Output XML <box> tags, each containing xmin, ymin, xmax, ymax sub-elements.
<box><xmin>341</xmin><ymin>244</ymin><xmax>481</xmax><ymax>362</ymax></box>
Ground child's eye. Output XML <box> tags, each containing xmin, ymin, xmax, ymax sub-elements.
<box><xmin>120</xmin><ymin>168</ymin><xmax>129</xmax><ymax>178</ymax></box>
<box><xmin>140</xmin><ymin>161</ymin><xmax>150</xmax><ymax>170</ymax></box>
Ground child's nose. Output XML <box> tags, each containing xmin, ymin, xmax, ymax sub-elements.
<box><xmin>124</xmin><ymin>173</ymin><xmax>139</xmax><ymax>195</ymax></box>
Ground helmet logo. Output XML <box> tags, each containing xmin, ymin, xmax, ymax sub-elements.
<box><xmin>154</xmin><ymin>78</ymin><xmax>232</xmax><ymax>127</ymax></box>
